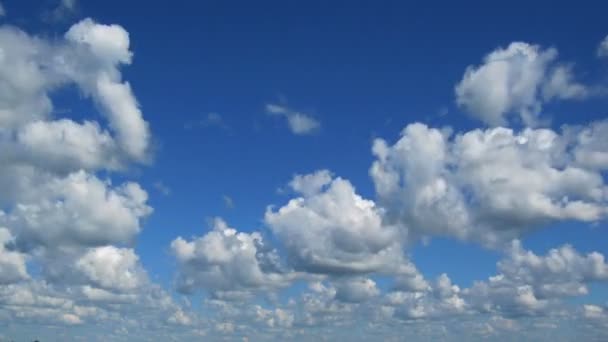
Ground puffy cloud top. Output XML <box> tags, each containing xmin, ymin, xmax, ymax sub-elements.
<box><xmin>76</xmin><ymin>246</ymin><xmax>145</xmax><ymax>292</ymax></box>
<box><xmin>455</xmin><ymin>42</ymin><xmax>588</xmax><ymax>126</ymax></box>
<box><xmin>371</xmin><ymin>122</ymin><xmax>608</xmax><ymax>247</ymax></box>
<box><xmin>171</xmin><ymin>218</ymin><xmax>293</xmax><ymax>297</ymax></box>
<box><xmin>266</xmin><ymin>172</ymin><xmax>405</xmax><ymax>274</ymax></box>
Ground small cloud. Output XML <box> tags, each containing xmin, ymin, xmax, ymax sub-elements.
<box><xmin>184</xmin><ymin>112</ymin><xmax>230</xmax><ymax>131</ymax></box>
<box><xmin>42</xmin><ymin>0</ymin><xmax>79</xmax><ymax>23</ymax></box>
<box><xmin>265</xmin><ymin>103</ymin><xmax>320</xmax><ymax>135</ymax></box>
<box><xmin>0</xmin><ymin>2</ymin><xmax>6</xmax><ymax>17</ymax></box>
<box><xmin>153</xmin><ymin>181</ymin><xmax>171</xmax><ymax>196</ymax></box>
<box><xmin>222</xmin><ymin>195</ymin><xmax>234</xmax><ymax>209</ymax></box>
<box><xmin>597</xmin><ymin>35</ymin><xmax>608</xmax><ymax>58</ymax></box>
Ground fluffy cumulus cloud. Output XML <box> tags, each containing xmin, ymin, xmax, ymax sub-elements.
<box><xmin>464</xmin><ymin>241</ymin><xmax>608</xmax><ymax>317</ymax></box>
<box><xmin>0</xmin><ymin>18</ymin><xmax>149</xmax><ymax>165</ymax></box>
<box><xmin>266</xmin><ymin>103</ymin><xmax>320</xmax><ymax>135</ymax></box>
<box><xmin>265</xmin><ymin>170</ymin><xmax>407</xmax><ymax>275</ymax></box>
<box><xmin>371</xmin><ymin>122</ymin><xmax>608</xmax><ymax>247</ymax></box>
<box><xmin>334</xmin><ymin>277</ymin><xmax>380</xmax><ymax>303</ymax></box>
<box><xmin>171</xmin><ymin>218</ymin><xmax>295</xmax><ymax>298</ymax></box>
<box><xmin>583</xmin><ymin>303</ymin><xmax>608</xmax><ymax>339</ymax></box>
<box><xmin>0</xmin><ymin>228</ymin><xmax>28</xmax><ymax>284</ymax></box>
<box><xmin>165</xmin><ymin>116</ymin><xmax>608</xmax><ymax>339</ymax></box>
<box><xmin>455</xmin><ymin>42</ymin><xmax>589</xmax><ymax>126</ymax></box>
<box><xmin>3</xmin><ymin>171</ymin><xmax>151</xmax><ymax>250</ymax></box>
<box><xmin>75</xmin><ymin>246</ymin><xmax>146</xmax><ymax>292</ymax></box>
<box><xmin>0</xmin><ymin>16</ymin><xmax>154</xmax><ymax>254</ymax></box>
<box><xmin>0</xmin><ymin>17</ymin><xmax>196</xmax><ymax>339</ymax></box>
<box><xmin>3</xmin><ymin>13</ymin><xmax>608</xmax><ymax>340</ymax></box>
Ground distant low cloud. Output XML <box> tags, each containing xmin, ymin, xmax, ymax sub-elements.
<box><xmin>222</xmin><ymin>194</ymin><xmax>234</xmax><ymax>209</ymax></box>
<box><xmin>597</xmin><ymin>35</ymin><xmax>608</xmax><ymax>58</ymax></box>
<box><xmin>153</xmin><ymin>181</ymin><xmax>171</xmax><ymax>196</ymax></box>
<box><xmin>43</xmin><ymin>0</ymin><xmax>79</xmax><ymax>22</ymax></box>
<box><xmin>184</xmin><ymin>112</ymin><xmax>230</xmax><ymax>131</ymax></box>
<box><xmin>265</xmin><ymin>103</ymin><xmax>320</xmax><ymax>135</ymax></box>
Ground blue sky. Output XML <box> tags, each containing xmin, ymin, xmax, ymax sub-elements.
<box><xmin>0</xmin><ymin>0</ymin><xmax>608</xmax><ymax>341</ymax></box>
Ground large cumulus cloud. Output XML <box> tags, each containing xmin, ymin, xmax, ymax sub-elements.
<box><xmin>371</xmin><ymin>122</ymin><xmax>608</xmax><ymax>247</ymax></box>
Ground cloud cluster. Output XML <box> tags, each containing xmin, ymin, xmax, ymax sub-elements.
<box><xmin>371</xmin><ymin>122</ymin><xmax>608</xmax><ymax>247</ymax></box>
<box><xmin>161</xmin><ymin>35</ymin><xmax>608</xmax><ymax>340</ymax></box>
<box><xmin>0</xmin><ymin>17</ymin><xmax>192</xmax><ymax>336</ymax></box>
<box><xmin>465</xmin><ymin>240</ymin><xmax>608</xmax><ymax>317</ymax></box>
<box><xmin>2</xmin><ymin>13</ymin><xmax>608</xmax><ymax>341</ymax></box>
<box><xmin>0</xmin><ymin>16</ymin><xmax>152</xmax><ymax>251</ymax></box>
<box><xmin>171</xmin><ymin>218</ymin><xmax>294</xmax><ymax>298</ymax></box>
<box><xmin>0</xmin><ymin>228</ymin><xmax>28</xmax><ymax>284</ymax></box>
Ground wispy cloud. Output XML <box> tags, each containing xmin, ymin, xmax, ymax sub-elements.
<box><xmin>598</xmin><ymin>35</ymin><xmax>608</xmax><ymax>58</ymax></box>
<box><xmin>222</xmin><ymin>195</ymin><xmax>234</xmax><ymax>209</ymax></box>
<box><xmin>42</xmin><ymin>0</ymin><xmax>79</xmax><ymax>23</ymax></box>
<box><xmin>265</xmin><ymin>103</ymin><xmax>320</xmax><ymax>135</ymax></box>
<box><xmin>184</xmin><ymin>112</ymin><xmax>231</xmax><ymax>132</ymax></box>
<box><xmin>153</xmin><ymin>181</ymin><xmax>171</xmax><ymax>196</ymax></box>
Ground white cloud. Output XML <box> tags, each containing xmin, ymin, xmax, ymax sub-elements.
<box><xmin>455</xmin><ymin>42</ymin><xmax>588</xmax><ymax>126</ymax></box>
<box><xmin>171</xmin><ymin>218</ymin><xmax>294</xmax><ymax>296</ymax></box>
<box><xmin>541</xmin><ymin>65</ymin><xmax>588</xmax><ymax>100</ymax></box>
<box><xmin>75</xmin><ymin>246</ymin><xmax>146</xmax><ymax>292</ymax></box>
<box><xmin>3</xmin><ymin>170</ymin><xmax>151</xmax><ymax>249</ymax></box>
<box><xmin>266</xmin><ymin>103</ymin><xmax>320</xmax><ymax>135</ymax></box>
<box><xmin>0</xmin><ymin>18</ymin><xmax>186</xmax><ymax>338</ymax></box>
<box><xmin>465</xmin><ymin>241</ymin><xmax>608</xmax><ymax>317</ymax></box>
<box><xmin>0</xmin><ymin>279</ymin><xmax>197</xmax><ymax>336</ymax></box>
<box><xmin>0</xmin><ymin>18</ymin><xmax>153</xmax><ymax>263</ymax></box>
<box><xmin>16</xmin><ymin>119</ymin><xmax>121</xmax><ymax>172</ymax></box>
<box><xmin>597</xmin><ymin>35</ymin><xmax>608</xmax><ymax>58</ymax></box>
<box><xmin>0</xmin><ymin>18</ymin><xmax>150</xmax><ymax>167</ymax></box>
<box><xmin>0</xmin><ymin>2</ymin><xmax>5</xmax><ymax>17</ymax></box>
<box><xmin>334</xmin><ymin>277</ymin><xmax>380</xmax><ymax>303</ymax></box>
<box><xmin>253</xmin><ymin>305</ymin><xmax>295</xmax><ymax>328</ymax></box>
<box><xmin>65</xmin><ymin>18</ymin><xmax>131</xmax><ymax>64</ymax></box>
<box><xmin>1</xmin><ymin>14</ymin><xmax>607</xmax><ymax>341</ymax></box>
<box><xmin>288</xmin><ymin>169</ymin><xmax>333</xmax><ymax>197</ymax></box>
<box><xmin>384</xmin><ymin>273</ymin><xmax>466</xmax><ymax>320</ymax></box>
<box><xmin>568</xmin><ymin>119</ymin><xmax>608</xmax><ymax>169</ymax></box>
<box><xmin>371</xmin><ymin>122</ymin><xmax>608</xmax><ymax>247</ymax></box>
<box><xmin>266</xmin><ymin>171</ymin><xmax>406</xmax><ymax>274</ymax></box>
<box><xmin>64</xmin><ymin>18</ymin><xmax>150</xmax><ymax>162</ymax></box>
<box><xmin>584</xmin><ymin>304</ymin><xmax>605</xmax><ymax>319</ymax></box>
<box><xmin>0</xmin><ymin>228</ymin><xmax>28</xmax><ymax>284</ymax></box>
<box><xmin>167</xmin><ymin>308</ymin><xmax>193</xmax><ymax>326</ymax></box>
